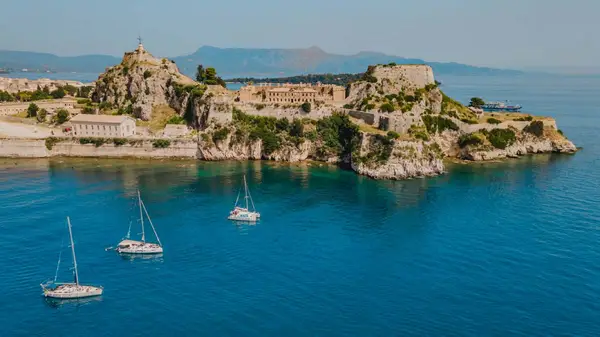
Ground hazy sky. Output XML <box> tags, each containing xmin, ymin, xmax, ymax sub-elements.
<box><xmin>1</xmin><ymin>0</ymin><xmax>597</xmax><ymax>68</ymax></box>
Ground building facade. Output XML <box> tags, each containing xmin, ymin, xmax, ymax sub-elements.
<box><xmin>70</xmin><ymin>114</ymin><xmax>136</xmax><ymax>137</ymax></box>
<box><xmin>239</xmin><ymin>83</ymin><xmax>345</xmax><ymax>104</ymax></box>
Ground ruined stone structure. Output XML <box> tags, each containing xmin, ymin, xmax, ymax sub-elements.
<box><xmin>239</xmin><ymin>83</ymin><xmax>345</xmax><ymax>104</ymax></box>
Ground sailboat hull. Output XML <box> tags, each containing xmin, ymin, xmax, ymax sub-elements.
<box><xmin>116</xmin><ymin>240</ymin><xmax>163</xmax><ymax>254</ymax></box>
<box><xmin>228</xmin><ymin>210</ymin><xmax>260</xmax><ymax>222</ymax></box>
<box><xmin>42</xmin><ymin>284</ymin><xmax>103</xmax><ymax>299</ymax></box>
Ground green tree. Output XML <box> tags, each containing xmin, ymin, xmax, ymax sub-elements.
<box><xmin>27</xmin><ymin>103</ymin><xmax>39</xmax><ymax>117</ymax></box>
<box><xmin>196</xmin><ymin>65</ymin><xmax>226</xmax><ymax>87</ymax></box>
<box><xmin>62</xmin><ymin>85</ymin><xmax>78</xmax><ymax>96</ymax></box>
<box><xmin>55</xmin><ymin>108</ymin><xmax>70</xmax><ymax>124</ymax></box>
<box><xmin>195</xmin><ymin>65</ymin><xmax>206</xmax><ymax>82</ymax></box>
<box><xmin>290</xmin><ymin>119</ymin><xmax>304</xmax><ymax>137</ymax></box>
<box><xmin>469</xmin><ymin>97</ymin><xmax>485</xmax><ymax>108</ymax></box>
<box><xmin>301</xmin><ymin>101</ymin><xmax>312</xmax><ymax>113</ymax></box>
<box><xmin>51</xmin><ymin>87</ymin><xmax>66</xmax><ymax>99</ymax></box>
<box><xmin>36</xmin><ymin>108</ymin><xmax>48</xmax><ymax>122</ymax></box>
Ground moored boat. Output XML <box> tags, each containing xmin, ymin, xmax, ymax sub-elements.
<box><xmin>481</xmin><ymin>101</ymin><xmax>522</xmax><ymax>112</ymax></box>
<box><xmin>228</xmin><ymin>175</ymin><xmax>260</xmax><ymax>222</ymax></box>
<box><xmin>116</xmin><ymin>190</ymin><xmax>163</xmax><ymax>254</ymax></box>
<box><xmin>41</xmin><ymin>217</ymin><xmax>103</xmax><ymax>299</ymax></box>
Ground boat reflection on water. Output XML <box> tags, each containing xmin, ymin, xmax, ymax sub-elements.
<box><xmin>43</xmin><ymin>295</ymin><xmax>103</xmax><ymax>309</ymax></box>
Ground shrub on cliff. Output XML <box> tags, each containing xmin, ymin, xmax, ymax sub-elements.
<box><xmin>152</xmin><ymin>139</ymin><xmax>171</xmax><ymax>148</ymax></box>
<box><xmin>275</xmin><ymin>118</ymin><xmax>290</xmax><ymax>132</ymax></box>
<box><xmin>143</xmin><ymin>70</ymin><xmax>152</xmax><ymax>79</ymax></box>
<box><xmin>290</xmin><ymin>119</ymin><xmax>304</xmax><ymax>137</ymax></box>
<box><xmin>422</xmin><ymin>115</ymin><xmax>459</xmax><ymax>134</ymax></box>
<box><xmin>316</xmin><ymin>112</ymin><xmax>360</xmax><ymax>157</ymax></box>
<box><xmin>486</xmin><ymin>128</ymin><xmax>516</xmax><ymax>149</ymax></box>
<box><xmin>458</xmin><ymin>132</ymin><xmax>485</xmax><ymax>148</ymax></box>
<box><xmin>514</xmin><ymin>116</ymin><xmax>534</xmax><ymax>122</ymax></box>
<box><xmin>523</xmin><ymin>121</ymin><xmax>544</xmax><ymax>137</ymax></box>
<box><xmin>469</xmin><ymin>97</ymin><xmax>485</xmax><ymax>108</ymax></box>
<box><xmin>45</xmin><ymin>137</ymin><xmax>61</xmax><ymax>150</ymax></box>
<box><xmin>487</xmin><ymin>117</ymin><xmax>502</xmax><ymax>124</ymax></box>
<box><xmin>380</xmin><ymin>103</ymin><xmax>394</xmax><ymax>113</ymax></box>
<box><xmin>212</xmin><ymin>127</ymin><xmax>230</xmax><ymax>143</ymax></box>
<box><xmin>387</xmin><ymin>131</ymin><xmax>400</xmax><ymax>140</ymax></box>
<box><xmin>301</xmin><ymin>102</ymin><xmax>311</xmax><ymax>113</ymax></box>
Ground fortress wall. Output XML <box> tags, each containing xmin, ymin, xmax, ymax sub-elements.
<box><xmin>0</xmin><ymin>138</ymin><xmax>198</xmax><ymax>159</ymax></box>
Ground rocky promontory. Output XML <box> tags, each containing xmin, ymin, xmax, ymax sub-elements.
<box><xmin>81</xmin><ymin>46</ymin><xmax>578</xmax><ymax>180</ymax></box>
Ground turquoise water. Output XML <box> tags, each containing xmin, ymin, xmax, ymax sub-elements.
<box><xmin>1</xmin><ymin>74</ymin><xmax>600</xmax><ymax>336</ymax></box>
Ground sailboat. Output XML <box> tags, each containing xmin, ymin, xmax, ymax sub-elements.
<box><xmin>228</xmin><ymin>175</ymin><xmax>260</xmax><ymax>222</ymax></box>
<box><xmin>116</xmin><ymin>190</ymin><xmax>163</xmax><ymax>254</ymax></box>
<box><xmin>40</xmin><ymin>217</ymin><xmax>103</xmax><ymax>299</ymax></box>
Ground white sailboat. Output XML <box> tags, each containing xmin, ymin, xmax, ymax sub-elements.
<box><xmin>41</xmin><ymin>217</ymin><xmax>103</xmax><ymax>299</ymax></box>
<box><xmin>228</xmin><ymin>175</ymin><xmax>261</xmax><ymax>222</ymax></box>
<box><xmin>116</xmin><ymin>190</ymin><xmax>163</xmax><ymax>254</ymax></box>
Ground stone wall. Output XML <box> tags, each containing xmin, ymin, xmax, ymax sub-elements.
<box><xmin>0</xmin><ymin>138</ymin><xmax>198</xmax><ymax>159</ymax></box>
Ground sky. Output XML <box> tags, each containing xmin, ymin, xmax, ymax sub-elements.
<box><xmin>1</xmin><ymin>0</ymin><xmax>598</xmax><ymax>69</ymax></box>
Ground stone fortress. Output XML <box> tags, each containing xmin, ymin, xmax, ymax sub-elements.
<box><xmin>238</xmin><ymin>82</ymin><xmax>346</xmax><ymax>104</ymax></box>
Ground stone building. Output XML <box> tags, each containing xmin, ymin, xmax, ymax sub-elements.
<box><xmin>239</xmin><ymin>83</ymin><xmax>345</xmax><ymax>104</ymax></box>
<box><xmin>0</xmin><ymin>99</ymin><xmax>78</xmax><ymax>116</ymax></box>
<box><xmin>70</xmin><ymin>114</ymin><xmax>136</xmax><ymax>137</ymax></box>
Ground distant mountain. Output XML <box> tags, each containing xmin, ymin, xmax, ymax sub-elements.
<box><xmin>0</xmin><ymin>50</ymin><xmax>120</xmax><ymax>73</ymax></box>
<box><xmin>0</xmin><ymin>46</ymin><xmax>522</xmax><ymax>77</ymax></box>
<box><xmin>172</xmin><ymin>46</ymin><xmax>523</xmax><ymax>78</ymax></box>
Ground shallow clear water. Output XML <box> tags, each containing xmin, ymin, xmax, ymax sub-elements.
<box><xmin>1</xmin><ymin>74</ymin><xmax>599</xmax><ymax>336</ymax></box>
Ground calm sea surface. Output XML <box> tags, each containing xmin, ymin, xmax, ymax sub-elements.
<box><xmin>1</xmin><ymin>74</ymin><xmax>599</xmax><ymax>336</ymax></box>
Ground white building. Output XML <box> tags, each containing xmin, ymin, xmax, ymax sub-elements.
<box><xmin>71</xmin><ymin>114</ymin><xmax>136</xmax><ymax>137</ymax></box>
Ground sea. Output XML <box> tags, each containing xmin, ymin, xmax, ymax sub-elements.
<box><xmin>1</xmin><ymin>73</ymin><xmax>599</xmax><ymax>336</ymax></box>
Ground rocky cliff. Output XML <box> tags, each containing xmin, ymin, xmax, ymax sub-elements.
<box><xmin>351</xmin><ymin>133</ymin><xmax>444</xmax><ymax>180</ymax></box>
<box><xmin>92</xmin><ymin>44</ymin><xmax>198</xmax><ymax>121</ymax></box>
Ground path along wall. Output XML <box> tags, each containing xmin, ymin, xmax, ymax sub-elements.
<box><xmin>0</xmin><ymin>138</ymin><xmax>198</xmax><ymax>158</ymax></box>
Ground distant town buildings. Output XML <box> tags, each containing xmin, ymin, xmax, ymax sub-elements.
<box><xmin>0</xmin><ymin>77</ymin><xmax>86</xmax><ymax>94</ymax></box>
<box><xmin>0</xmin><ymin>99</ymin><xmax>78</xmax><ymax>116</ymax></box>
<box><xmin>239</xmin><ymin>83</ymin><xmax>345</xmax><ymax>104</ymax></box>
<box><xmin>70</xmin><ymin>114</ymin><xmax>136</xmax><ymax>137</ymax></box>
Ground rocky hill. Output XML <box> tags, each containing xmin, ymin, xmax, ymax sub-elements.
<box><xmin>87</xmin><ymin>50</ymin><xmax>576</xmax><ymax>181</ymax></box>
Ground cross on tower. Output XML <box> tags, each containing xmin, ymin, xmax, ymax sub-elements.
<box><xmin>137</xmin><ymin>35</ymin><xmax>143</xmax><ymax>45</ymax></box>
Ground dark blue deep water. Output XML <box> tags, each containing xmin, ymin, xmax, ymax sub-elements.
<box><xmin>1</xmin><ymin>74</ymin><xmax>599</xmax><ymax>336</ymax></box>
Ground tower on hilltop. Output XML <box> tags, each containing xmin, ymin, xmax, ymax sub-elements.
<box><xmin>136</xmin><ymin>35</ymin><xmax>144</xmax><ymax>53</ymax></box>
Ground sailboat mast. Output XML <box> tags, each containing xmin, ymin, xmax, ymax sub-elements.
<box><xmin>244</xmin><ymin>175</ymin><xmax>249</xmax><ymax>210</ymax></box>
<box><xmin>67</xmin><ymin>217</ymin><xmax>79</xmax><ymax>286</ymax></box>
<box><xmin>141</xmin><ymin>199</ymin><xmax>162</xmax><ymax>247</ymax></box>
<box><xmin>138</xmin><ymin>190</ymin><xmax>145</xmax><ymax>243</ymax></box>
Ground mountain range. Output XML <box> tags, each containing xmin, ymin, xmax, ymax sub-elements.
<box><xmin>0</xmin><ymin>46</ymin><xmax>522</xmax><ymax>78</ymax></box>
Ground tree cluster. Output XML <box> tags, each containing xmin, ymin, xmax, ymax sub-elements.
<box><xmin>195</xmin><ymin>65</ymin><xmax>226</xmax><ymax>88</ymax></box>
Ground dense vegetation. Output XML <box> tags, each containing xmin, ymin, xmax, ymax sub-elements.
<box><xmin>0</xmin><ymin>84</ymin><xmax>91</xmax><ymax>103</ymax></box>
<box><xmin>469</xmin><ymin>97</ymin><xmax>485</xmax><ymax>108</ymax></box>
<box><xmin>222</xmin><ymin>109</ymin><xmax>360</xmax><ymax>158</ymax></box>
<box><xmin>227</xmin><ymin>73</ymin><xmax>362</xmax><ymax>86</ymax></box>
<box><xmin>458</xmin><ymin>132</ymin><xmax>485</xmax><ymax>148</ymax></box>
<box><xmin>523</xmin><ymin>121</ymin><xmax>544</xmax><ymax>137</ymax></box>
<box><xmin>484</xmin><ymin>128</ymin><xmax>516</xmax><ymax>149</ymax></box>
<box><xmin>487</xmin><ymin>117</ymin><xmax>502</xmax><ymax>124</ymax></box>
<box><xmin>422</xmin><ymin>115</ymin><xmax>459</xmax><ymax>133</ymax></box>
<box><xmin>195</xmin><ymin>65</ymin><xmax>226</xmax><ymax>87</ymax></box>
